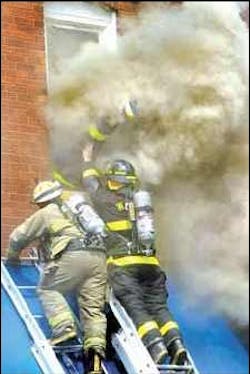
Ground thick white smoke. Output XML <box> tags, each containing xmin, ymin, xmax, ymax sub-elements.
<box><xmin>46</xmin><ymin>2</ymin><xmax>249</xmax><ymax>324</ymax></box>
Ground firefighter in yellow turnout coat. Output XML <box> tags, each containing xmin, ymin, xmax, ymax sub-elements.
<box><xmin>6</xmin><ymin>181</ymin><xmax>107</xmax><ymax>369</ymax></box>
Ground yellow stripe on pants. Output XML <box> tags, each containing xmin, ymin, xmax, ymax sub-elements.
<box><xmin>48</xmin><ymin>311</ymin><xmax>74</xmax><ymax>328</ymax></box>
<box><xmin>160</xmin><ymin>321</ymin><xmax>179</xmax><ymax>336</ymax></box>
<box><xmin>107</xmin><ymin>255</ymin><xmax>160</xmax><ymax>266</ymax></box>
<box><xmin>137</xmin><ymin>321</ymin><xmax>159</xmax><ymax>339</ymax></box>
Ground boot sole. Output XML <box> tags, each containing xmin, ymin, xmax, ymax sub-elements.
<box><xmin>156</xmin><ymin>351</ymin><xmax>168</xmax><ymax>364</ymax></box>
<box><xmin>171</xmin><ymin>348</ymin><xmax>188</xmax><ymax>365</ymax></box>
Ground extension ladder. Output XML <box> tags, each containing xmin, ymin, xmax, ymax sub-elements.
<box><xmin>2</xmin><ymin>257</ymin><xmax>199</xmax><ymax>374</ymax></box>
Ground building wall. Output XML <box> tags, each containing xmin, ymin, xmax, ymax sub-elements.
<box><xmin>1</xmin><ymin>2</ymin><xmax>48</xmax><ymax>253</ymax></box>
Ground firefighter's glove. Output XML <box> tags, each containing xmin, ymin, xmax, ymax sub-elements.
<box><xmin>82</xmin><ymin>142</ymin><xmax>95</xmax><ymax>163</ymax></box>
<box><xmin>122</xmin><ymin>99</ymin><xmax>139</xmax><ymax>120</ymax></box>
<box><xmin>6</xmin><ymin>250</ymin><xmax>20</xmax><ymax>266</ymax></box>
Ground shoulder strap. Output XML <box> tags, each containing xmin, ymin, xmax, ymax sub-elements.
<box><xmin>57</xmin><ymin>200</ymin><xmax>86</xmax><ymax>235</ymax></box>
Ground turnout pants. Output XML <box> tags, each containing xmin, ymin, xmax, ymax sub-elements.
<box><xmin>108</xmin><ymin>263</ymin><xmax>182</xmax><ymax>349</ymax></box>
<box><xmin>37</xmin><ymin>250</ymin><xmax>107</xmax><ymax>352</ymax></box>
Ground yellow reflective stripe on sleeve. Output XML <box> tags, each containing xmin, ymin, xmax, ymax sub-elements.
<box><xmin>61</xmin><ymin>190</ymin><xmax>73</xmax><ymax>201</ymax></box>
<box><xmin>49</xmin><ymin>219</ymin><xmax>72</xmax><ymax>234</ymax></box>
<box><xmin>88</xmin><ymin>125</ymin><xmax>107</xmax><ymax>142</ymax></box>
<box><xmin>106</xmin><ymin>220</ymin><xmax>132</xmax><ymax>231</ymax></box>
<box><xmin>137</xmin><ymin>321</ymin><xmax>159</xmax><ymax>339</ymax></box>
<box><xmin>107</xmin><ymin>256</ymin><xmax>160</xmax><ymax>266</ymax></box>
<box><xmin>160</xmin><ymin>321</ymin><xmax>179</xmax><ymax>336</ymax></box>
<box><xmin>52</xmin><ymin>170</ymin><xmax>76</xmax><ymax>189</ymax></box>
<box><xmin>82</xmin><ymin>168</ymin><xmax>101</xmax><ymax>178</ymax></box>
<box><xmin>48</xmin><ymin>311</ymin><xmax>74</xmax><ymax>328</ymax></box>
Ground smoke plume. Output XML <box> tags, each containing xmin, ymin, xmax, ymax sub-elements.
<box><xmin>46</xmin><ymin>2</ymin><xmax>249</xmax><ymax>325</ymax></box>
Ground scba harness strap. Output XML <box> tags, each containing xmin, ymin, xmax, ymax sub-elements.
<box><xmin>65</xmin><ymin>237</ymin><xmax>106</xmax><ymax>254</ymax></box>
<box><xmin>57</xmin><ymin>201</ymin><xmax>106</xmax><ymax>254</ymax></box>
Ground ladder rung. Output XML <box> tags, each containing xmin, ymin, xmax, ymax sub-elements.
<box><xmin>159</xmin><ymin>371</ymin><xmax>192</xmax><ymax>374</ymax></box>
<box><xmin>158</xmin><ymin>364</ymin><xmax>193</xmax><ymax>370</ymax></box>
<box><xmin>53</xmin><ymin>344</ymin><xmax>83</xmax><ymax>354</ymax></box>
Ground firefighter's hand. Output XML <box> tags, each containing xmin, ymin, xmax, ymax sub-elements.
<box><xmin>82</xmin><ymin>142</ymin><xmax>95</xmax><ymax>162</ymax></box>
<box><xmin>122</xmin><ymin>99</ymin><xmax>139</xmax><ymax>120</ymax></box>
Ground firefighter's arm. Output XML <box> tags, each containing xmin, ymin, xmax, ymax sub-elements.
<box><xmin>82</xmin><ymin>100</ymin><xmax>138</xmax><ymax>191</ymax></box>
<box><xmin>85</xmin><ymin>100</ymin><xmax>138</xmax><ymax>152</ymax></box>
<box><xmin>6</xmin><ymin>209</ymin><xmax>47</xmax><ymax>264</ymax></box>
<box><xmin>82</xmin><ymin>139</ymin><xmax>102</xmax><ymax>194</ymax></box>
<box><xmin>82</xmin><ymin>163</ymin><xmax>102</xmax><ymax>195</ymax></box>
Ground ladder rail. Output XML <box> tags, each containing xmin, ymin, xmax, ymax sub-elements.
<box><xmin>109</xmin><ymin>291</ymin><xmax>200</xmax><ymax>374</ymax></box>
<box><xmin>110</xmin><ymin>291</ymin><xmax>160</xmax><ymax>374</ymax></box>
<box><xmin>1</xmin><ymin>261</ymin><xmax>66</xmax><ymax>374</ymax></box>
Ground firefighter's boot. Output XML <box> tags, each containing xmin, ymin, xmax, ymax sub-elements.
<box><xmin>85</xmin><ymin>349</ymin><xmax>103</xmax><ymax>374</ymax></box>
<box><xmin>148</xmin><ymin>338</ymin><xmax>168</xmax><ymax>364</ymax></box>
<box><xmin>49</xmin><ymin>325</ymin><xmax>77</xmax><ymax>346</ymax></box>
<box><xmin>168</xmin><ymin>338</ymin><xmax>188</xmax><ymax>365</ymax></box>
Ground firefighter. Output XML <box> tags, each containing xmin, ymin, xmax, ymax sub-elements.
<box><xmin>81</xmin><ymin>150</ymin><xmax>188</xmax><ymax>365</ymax></box>
<box><xmin>6</xmin><ymin>180</ymin><xmax>107</xmax><ymax>373</ymax></box>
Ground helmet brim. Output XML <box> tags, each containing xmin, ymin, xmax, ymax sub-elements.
<box><xmin>108</xmin><ymin>175</ymin><xmax>137</xmax><ymax>185</ymax></box>
<box><xmin>33</xmin><ymin>187</ymin><xmax>63</xmax><ymax>203</ymax></box>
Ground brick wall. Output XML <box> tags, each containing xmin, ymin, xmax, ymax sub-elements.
<box><xmin>1</xmin><ymin>2</ymin><xmax>49</xmax><ymax>254</ymax></box>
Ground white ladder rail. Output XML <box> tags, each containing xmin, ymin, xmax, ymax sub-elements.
<box><xmin>110</xmin><ymin>291</ymin><xmax>160</xmax><ymax>374</ymax></box>
<box><xmin>109</xmin><ymin>291</ymin><xmax>200</xmax><ymax>374</ymax></box>
<box><xmin>1</xmin><ymin>261</ymin><xmax>66</xmax><ymax>374</ymax></box>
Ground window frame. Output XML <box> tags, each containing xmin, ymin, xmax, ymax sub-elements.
<box><xmin>43</xmin><ymin>2</ymin><xmax>117</xmax><ymax>92</ymax></box>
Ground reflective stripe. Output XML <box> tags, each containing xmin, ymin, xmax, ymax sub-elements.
<box><xmin>137</xmin><ymin>321</ymin><xmax>159</xmax><ymax>339</ymax></box>
<box><xmin>160</xmin><ymin>321</ymin><xmax>179</xmax><ymax>336</ymax></box>
<box><xmin>112</xmin><ymin>170</ymin><xmax>127</xmax><ymax>176</ymax></box>
<box><xmin>107</xmin><ymin>255</ymin><xmax>160</xmax><ymax>266</ymax></box>
<box><xmin>61</xmin><ymin>190</ymin><xmax>73</xmax><ymax>201</ymax></box>
<box><xmin>109</xmin><ymin>171</ymin><xmax>137</xmax><ymax>179</ymax></box>
<box><xmin>84</xmin><ymin>336</ymin><xmax>106</xmax><ymax>349</ymax></box>
<box><xmin>82</xmin><ymin>168</ymin><xmax>101</xmax><ymax>178</ymax></box>
<box><xmin>115</xmin><ymin>201</ymin><xmax>125</xmax><ymax>211</ymax></box>
<box><xmin>49</xmin><ymin>219</ymin><xmax>72</xmax><ymax>234</ymax></box>
<box><xmin>48</xmin><ymin>311</ymin><xmax>74</xmax><ymax>328</ymax></box>
<box><xmin>106</xmin><ymin>220</ymin><xmax>132</xmax><ymax>231</ymax></box>
<box><xmin>88</xmin><ymin>125</ymin><xmax>107</xmax><ymax>142</ymax></box>
<box><xmin>52</xmin><ymin>170</ymin><xmax>75</xmax><ymax>189</ymax></box>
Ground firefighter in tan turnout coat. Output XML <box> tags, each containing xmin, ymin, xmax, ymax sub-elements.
<box><xmin>6</xmin><ymin>180</ymin><xmax>108</xmax><ymax>372</ymax></box>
